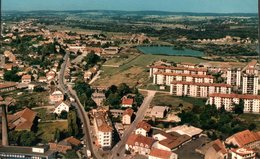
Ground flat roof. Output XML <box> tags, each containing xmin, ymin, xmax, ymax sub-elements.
<box><xmin>0</xmin><ymin>146</ymin><xmax>54</xmax><ymax>157</ymax></box>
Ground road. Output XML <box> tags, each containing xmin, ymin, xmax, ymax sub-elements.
<box><xmin>58</xmin><ymin>51</ymin><xmax>99</xmax><ymax>159</ymax></box>
<box><xmin>110</xmin><ymin>90</ymin><xmax>156</xmax><ymax>159</ymax></box>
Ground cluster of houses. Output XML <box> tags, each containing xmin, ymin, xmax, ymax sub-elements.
<box><xmin>150</xmin><ymin>60</ymin><xmax>260</xmax><ymax>113</ymax></box>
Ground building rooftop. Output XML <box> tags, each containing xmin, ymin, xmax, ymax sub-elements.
<box><xmin>166</xmin><ymin>125</ymin><xmax>203</xmax><ymax>137</ymax></box>
<box><xmin>0</xmin><ymin>146</ymin><xmax>54</xmax><ymax>157</ymax></box>
<box><xmin>210</xmin><ymin>93</ymin><xmax>260</xmax><ymax>100</ymax></box>
<box><xmin>136</xmin><ymin>121</ymin><xmax>151</xmax><ymax>132</ymax></box>
<box><xmin>226</xmin><ymin>130</ymin><xmax>260</xmax><ymax>147</ymax></box>
<box><xmin>171</xmin><ymin>81</ymin><xmax>231</xmax><ymax>87</ymax></box>
<box><xmin>126</xmin><ymin>134</ymin><xmax>155</xmax><ymax>148</ymax></box>
<box><xmin>149</xmin><ymin>148</ymin><xmax>175</xmax><ymax>159</ymax></box>
<box><xmin>154</xmin><ymin>72</ymin><xmax>213</xmax><ymax>79</ymax></box>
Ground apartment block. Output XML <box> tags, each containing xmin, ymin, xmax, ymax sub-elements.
<box><xmin>242</xmin><ymin>74</ymin><xmax>258</xmax><ymax>95</ymax></box>
<box><xmin>170</xmin><ymin>81</ymin><xmax>231</xmax><ymax>98</ymax></box>
<box><xmin>153</xmin><ymin>72</ymin><xmax>214</xmax><ymax>86</ymax></box>
<box><xmin>209</xmin><ymin>93</ymin><xmax>260</xmax><ymax>113</ymax></box>
<box><xmin>149</xmin><ymin>65</ymin><xmax>207</xmax><ymax>78</ymax></box>
<box><xmin>93</xmin><ymin>109</ymin><xmax>113</xmax><ymax>148</ymax></box>
<box><xmin>226</xmin><ymin>68</ymin><xmax>241</xmax><ymax>87</ymax></box>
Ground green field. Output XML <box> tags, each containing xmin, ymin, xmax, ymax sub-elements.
<box><xmin>37</xmin><ymin>121</ymin><xmax>68</xmax><ymax>143</ymax></box>
<box><xmin>151</xmin><ymin>93</ymin><xmax>207</xmax><ymax>111</ymax></box>
<box><xmin>94</xmin><ymin>54</ymin><xmax>206</xmax><ymax>87</ymax></box>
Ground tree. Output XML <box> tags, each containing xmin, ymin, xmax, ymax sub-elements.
<box><xmin>68</xmin><ymin>110</ymin><xmax>80</xmax><ymax>137</ymax></box>
<box><xmin>54</xmin><ymin>128</ymin><xmax>61</xmax><ymax>142</ymax></box>
<box><xmin>65</xmin><ymin>150</ymin><xmax>78</xmax><ymax>159</ymax></box>
<box><xmin>60</xmin><ymin>110</ymin><xmax>68</xmax><ymax>119</ymax></box>
<box><xmin>19</xmin><ymin>131</ymin><xmax>37</xmax><ymax>146</ymax></box>
<box><xmin>118</xmin><ymin>83</ymin><xmax>131</xmax><ymax>96</ymax></box>
<box><xmin>4</xmin><ymin>67</ymin><xmax>21</xmax><ymax>82</ymax></box>
<box><xmin>233</xmin><ymin>100</ymin><xmax>244</xmax><ymax>114</ymax></box>
<box><xmin>83</xmin><ymin>51</ymin><xmax>100</xmax><ymax>69</ymax></box>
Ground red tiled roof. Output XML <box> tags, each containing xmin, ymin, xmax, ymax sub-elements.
<box><xmin>231</xmin><ymin>130</ymin><xmax>260</xmax><ymax>147</ymax></box>
<box><xmin>98</xmin><ymin>124</ymin><xmax>113</xmax><ymax>132</ymax></box>
<box><xmin>212</xmin><ymin>139</ymin><xmax>227</xmax><ymax>155</ymax></box>
<box><xmin>22</xmin><ymin>75</ymin><xmax>31</xmax><ymax>80</ymax></box>
<box><xmin>210</xmin><ymin>93</ymin><xmax>260</xmax><ymax>100</ymax></box>
<box><xmin>0</xmin><ymin>82</ymin><xmax>17</xmax><ymax>89</ymax></box>
<box><xmin>122</xmin><ymin>98</ymin><xmax>134</xmax><ymax>105</ymax></box>
<box><xmin>123</xmin><ymin>108</ymin><xmax>134</xmax><ymax>117</ymax></box>
<box><xmin>126</xmin><ymin>134</ymin><xmax>155</xmax><ymax>148</ymax></box>
<box><xmin>171</xmin><ymin>81</ymin><xmax>231</xmax><ymax>87</ymax></box>
<box><xmin>149</xmin><ymin>148</ymin><xmax>173</xmax><ymax>159</ymax></box>
<box><xmin>136</xmin><ymin>121</ymin><xmax>151</xmax><ymax>132</ymax></box>
<box><xmin>159</xmin><ymin>134</ymin><xmax>191</xmax><ymax>150</ymax></box>
<box><xmin>64</xmin><ymin>136</ymin><xmax>81</xmax><ymax>146</ymax></box>
<box><xmin>154</xmin><ymin>72</ymin><xmax>213</xmax><ymax>79</ymax></box>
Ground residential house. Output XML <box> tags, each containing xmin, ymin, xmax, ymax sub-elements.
<box><xmin>231</xmin><ymin>147</ymin><xmax>256</xmax><ymax>159</ymax></box>
<box><xmin>92</xmin><ymin>92</ymin><xmax>106</xmax><ymax>106</ymax></box>
<box><xmin>0</xmin><ymin>82</ymin><xmax>17</xmax><ymax>92</ymax></box>
<box><xmin>8</xmin><ymin>108</ymin><xmax>37</xmax><ymax>131</ymax></box>
<box><xmin>150</xmin><ymin>106</ymin><xmax>168</xmax><ymax>119</ymax></box>
<box><xmin>103</xmin><ymin>47</ymin><xmax>119</xmax><ymax>55</ymax></box>
<box><xmin>148</xmin><ymin>148</ymin><xmax>178</xmax><ymax>159</ymax></box>
<box><xmin>21</xmin><ymin>74</ymin><xmax>32</xmax><ymax>84</ymax></box>
<box><xmin>125</xmin><ymin>134</ymin><xmax>155</xmax><ymax>155</ymax></box>
<box><xmin>53</xmin><ymin>101</ymin><xmax>70</xmax><ymax>115</ymax></box>
<box><xmin>49</xmin><ymin>90</ymin><xmax>64</xmax><ymax>104</ymax></box>
<box><xmin>196</xmin><ymin>139</ymin><xmax>228</xmax><ymax>159</ymax></box>
<box><xmin>122</xmin><ymin>97</ymin><xmax>134</xmax><ymax>108</ymax></box>
<box><xmin>225</xmin><ymin>130</ymin><xmax>260</xmax><ymax>149</ymax></box>
<box><xmin>122</xmin><ymin>108</ymin><xmax>134</xmax><ymax>125</ymax></box>
<box><xmin>152</xmin><ymin>130</ymin><xmax>191</xmax><ymax>151</ymax></box>
<box><xmin>46</xmin><ymin>70</ymin><xmax>56</xmax><ymax>81</ymax></box>
<box><xmin>135</xmin><ymin>121</ymin><xmax>151</xmax><ymax>137</ymax></box>
<box><xmin>38</xmin><ymin>76</ymin><xmax>47</xmax><ymax>83</ymax></box>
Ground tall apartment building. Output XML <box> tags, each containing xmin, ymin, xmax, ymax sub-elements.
<box><xmin>93</xmin><ymin>109</ymin><xmax>113</xmax><ymax>148</ymax></box>
<box><xmin>153</xmin><ymin>72</ymin><xmax>214</xmax><ymax>86</ymax></box>
<box><xmin>149</xmin><ymin>65</ymin><xmax>207</xmax><ymax>78</ymax></box>
<box><xmin>226</xmin><ymin>68</ymin><xmax>241</xmax><ymax>87</ymax></box>
<box><xmin>170</xmin><ymin>81</ymin><xmax>231</xmax><ymax>98</ymax></box>
<box><xmin>209</xmin><ymin>93</ymin><xmax>260</xmax><ymax>113</ymax></box>
<box><xmin>242</xmin><ymin>74</ymin><xmax>258</xmax><ymax>95</ymax></box>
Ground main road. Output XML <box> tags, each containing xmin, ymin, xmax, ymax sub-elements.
<box><xmin>58</xmin><ymin>51</ymin><xmax>99</xmax><ymax>159</ymax></box>
<box><xmin>110</xmin><ymin>90</ymin><xmax>156</xmax><ymax>159</ymax></box>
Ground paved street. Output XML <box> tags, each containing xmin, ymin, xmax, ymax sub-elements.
<box><xmin>110</xmin><ymin>90</ymin><xmax>156</xmax><ymax>159</ymax></box>
<box><xmin>58</xmin><ymin>51</ymin><xmax>99</xmax><ymax>159</ymax></box>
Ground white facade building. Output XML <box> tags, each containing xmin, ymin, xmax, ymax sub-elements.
<box><xmin>209</xmin><ymin>93</ymin><xmax>260</xmax><ymax>113</ymax></box>
<box><xmin>226</xmin><ymin>68</ymin><xmax>241</xmax><ymax>87</ymax></box>
<box><xmin>242</xmin><ymin>74</ymin><xmax>258</xmax><ymax>95</ymax></box>
<box><xmin>53</xmin><ymin>101</ymin><xmax>70</xmax><ymax>115</ymax></box>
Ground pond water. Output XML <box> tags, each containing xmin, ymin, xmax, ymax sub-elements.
<box><xmin>137</xmin><ymin>46</ymin><xmax>204</xmax><ymax>57</ymax></box>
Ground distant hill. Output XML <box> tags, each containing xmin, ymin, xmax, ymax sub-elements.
<box><xmin>3</xmin><ymin>10</ymin><xmax>257</xmax><ymax>17</ymax></box>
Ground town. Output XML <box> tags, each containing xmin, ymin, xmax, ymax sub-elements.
<box><xmin>0</xmin><ymin>8</ymin><xmax>260</xmax><ymax>159</ymax></box>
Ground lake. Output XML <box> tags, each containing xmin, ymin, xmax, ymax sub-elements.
<box><xmin>137</xmin><ymin>46</ymin><xmax>204</xmax><ymax>57</ymax></box>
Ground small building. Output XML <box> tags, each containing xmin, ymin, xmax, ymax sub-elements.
<box><xmin>121</xmin><ymin>97</ymin><xmax>134</xmax><ymax>108</ymax></box>
<box><xmin>53</xmin><ymin>101</ymin><xmax>70</xmax><ymax>115</ymax></box>
<box><xmin>135</xmin><ymin>121</ymin><xmax>151</xmax><ymax>137</ymax></box>
<box><xmin>103</xmin><ymin>47</ymin><xmax>119</xmax><ymax>55</ymax></box>
<box><xmin>149</xmin><ymin>148</ymin><xmax>178</xmax><ymax>159</ymax></box>
<box><xmin>122</xmin><ymin>108</ymin><xmax>134</xmax><ymax>125</ymax></box>
<box><xmin>0</xmin><ymin>82</ymin><xmax>17</xmax><ymax>92</ymax></box>
<box><xmin>0</xmin><ymin>146</ymin><xmax>55</xmax><ymax>159</ymax></box>
<box><xmin>46</xmin><ymin>70</ymin><xmax>56</xmax><ymax>81</ymax></box>
<box><xmin>109</xmin><ymin>109</ymin><xmax>124</xmax><ymax>117</ymax></box>
<box><xmin>49</xmin><ymin>90</ymin><xmax>64</xmax><ymax>104</ymax></box>
<box><xmin>92</xmin><ymin>93</ymin><xmax>106</xmax><ymax>106</ymax></box>
<box><xmin>225</xmin><ymin>130</ymin><xmax>260</xmax><ymax>149</ymax></box>
<box><xmin>38</xmin><ymin>76</ymin><xmax>47</xmax><ymax>83</ymax></box>
<box><xmin>125</xmin><ymin>134</ymin><xmax>155</xmax><ymax>156</ymax></box>
<box><xmin>231</xmin><ymin>147</ymin><xmax>256</xmax><ymax>159</ymax></box>
<box><xmin>8</xmin><ymin>108</ymin><xmax>37</xmax><ymax>131</ymax></box>
<box><xmin>21</xmin><ymin>74</ymin><xmax>32</xmax><ymax>84</ymax></box>
<box><xmin>166</xmin><ymin>125</ymin><xmax>203</xmax><ymax>138</ymax></box>
<box><xmin>49</xmin><ymin>136</ymin><xmax>81</xmax><ymax>154</ymax></box>
<box><xmin>150</xmin><ymin>106</ymin><xmax>168</xmax><ymax>119</ymax></box>
<box><xmin>196</xmin><ymin>139</ymin><xmax>228</xmax><ymax>159</ymax></box>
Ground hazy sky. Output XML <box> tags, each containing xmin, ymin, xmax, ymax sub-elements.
<box><xmin>3</xmin><ymin>0</ymin><xmax>258</xmax><ymax>13</ymax></box>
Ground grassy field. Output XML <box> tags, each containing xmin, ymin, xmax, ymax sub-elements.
<box><xmin>37</xmin><ymin>121</ymin><xmax>68</xmax><ymax>143</ymax></box>
<box><xmin>239</xmin><ymin>113</ymin><xmax>260</xmax><ymax>131</ymax></box>
<box><xmin>94</xmin><ymin>54</ymin><xmax>206</xmax><ymax>87</ymax></box>
<box><xmin>151</xmin><ymin>93</ymin><xmax>206</xmax><ymax>111</ymax></box>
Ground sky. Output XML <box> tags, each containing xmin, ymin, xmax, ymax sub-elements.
<box><xmin>2</xmin><ymin>0</ymin><xmax>258</xmax><ymax>13</ymax></box>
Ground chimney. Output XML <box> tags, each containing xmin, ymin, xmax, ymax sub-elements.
<box><xmin>1</xmin><ymin>104</ymin><xmax>9</xmax><ymax>146</ymax></box>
